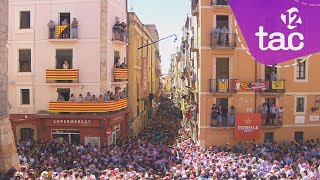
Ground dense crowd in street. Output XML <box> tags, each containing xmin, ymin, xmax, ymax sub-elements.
<box><xmin>2</xmin><ymin>96</ymin><xmax>320</xmax><ymax>179</ymax></box>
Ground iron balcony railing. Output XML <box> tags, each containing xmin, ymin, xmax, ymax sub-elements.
<box><xmin>113</xmin><ymin>26</ymin><xmax>127</xmax><ymax>43</ymax></box>
<box><xmin>211</xmin><ymin>32</ymin><xmax>236</xmax><ymax>48</ymax></box>
<box><xmin>212</xmin><ymin>0</ymin><xmax>229</xmax><ymax>6</ymax></box>
<box><xmin>209</xmin><ymin>79</ymin><xmax>236</xmax><ymax>94</ymax></box>
<box><xmin>210</xmin><ymin>113</ymin><xmax>283</xmax><ymax>128</ymax></box>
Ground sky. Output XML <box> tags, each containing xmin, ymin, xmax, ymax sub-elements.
<box><xmin>128</xmin><ymin>0</ymin><xmax>190</xmax><ymax>75</ymax></box>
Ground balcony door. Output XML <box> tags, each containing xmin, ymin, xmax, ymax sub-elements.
<box><xmin>265</xmin><ymin>65</ymin><xmax>277</xmax><ymax>81</ymax></box>
<box><xmin>216</xmin><ymin>58</ymin><xmax>229</xmax><ymax>79</ymax></box>
<box><xmin>59</xmin><ymin>13</ymin><xmax>70</xmax><ymax>37</ymax></box>
<box><xmin>294</xmin><ymin>132</ymin><xmax>304</xmax><ymax>143</ymax></box>
<box><xmin>20</xmin><ymin>128</ymin><xmax>34</xmax><ymax>140</ymax></box>
<box><xmin>56</xmin><ymin>49</ymin><xmax>73</xmax><ymax>69</ymax></box>
<box><xmin>216</xmin><ymin>15</ymin><xmax>229</xmax><ymax>29</ymax></box>
<box><xmin>216</xmin><ymin>98</ymin><xmax>228</xmax><ymax>125</ymax></box>
<box><xmin>57</xmin><ymin>88</ymin><xmax>70</xmax><ymax>101</ymax></box>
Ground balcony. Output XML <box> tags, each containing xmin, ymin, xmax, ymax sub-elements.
<box><xmin>191</xmin><ymin>0</ymin><xmax>199</xmax><ymax>16</ymax></box>
<box><xmin>212</xmin><ymin>0</ymin><xmax>229</xmax><ymax>6</ymax></box>
<box><xmin>210</xmin><ymin>113</ymin><xmax>283</xmax><ymax>128</ymax></box>
<box><xmin>48</xmin><ymin>24</ymin><xmax>78</xmax><ymax>43</ymax></box>
<box><xmin>259</xmin><ymin>80</ymin><xmax>286</xmax><ymax>95</ymax></box>
<box><xmin>46</xmin><ymin>69</ymin><xmax>79</xmax><ymax>82</ymax></box>
<box><xmin>191</xmin><ymin>37</ymin><xmax>198</xmax><ymax>52</ymax></box>
<box><xmin>49</xmin><ymin>98</ymin><xmax>128</xmax><ymax>113</ymax></box>
<box><xmin>112</xmin><ymin>22</ymin><xmax>127</xmax><ymax>45</ymax></box>
<box><xmin>209</xmin><ymin>79</ymin><xmax>236</xmax><ymax>94</ymax></box>
<box><xmin>114</xmin><ymin>68</ymin><xmax>128</xmax><ymax>81</ymax></box>
<box><xmin>211</xmin><ymin>32</ymin><xmax>236</xmax><ymax>49</ymax></box>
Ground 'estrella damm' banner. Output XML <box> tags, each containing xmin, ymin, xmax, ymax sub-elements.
<box><xmin>235</xmin><ymin>113</ymin><xmax>261</xmax><ymax>140</ymax></box>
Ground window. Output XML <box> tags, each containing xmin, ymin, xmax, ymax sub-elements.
<box><xmin>114</xmin><ymin>51</ymin><xmax>120</xmax><ymax>65</ymax></box>
<box><xmin>56</xmin><ymin>49</ymin><xmax>73</xmax><ymax>69</ymax></box>
<box><xmin>21</xmin><ymin>89</ymin><xmax>30</xmax><ymax>105</ymax></box>
<box><xmin>264</xmin><ymin>132</ymin><xmax>274</xmax><ymax>142</ymax></box>
<box><xmin>20</xmin><ymin>11</ymin><xmax>31</xmax><ymax>29</ymax></box>
<box><xmin>296</xmin><ymin>97</ymin><xmax>305</xmax><ymax>112</ymax></box>
<box><xmin>296</xmin><ymin>59</ymin><xmax>306</xmax><ymax>79</ymax></box>
<box><xmin>294</xmin><ymin>132</ymin><xmax>304</xmax><ymax>143</ymax></box>
<box><xmin>21</xmin><ymin>128</ymin><xmax>34</xmax><ymax>140</ymax></box>
<box><xmin>19</xmin><ymin>49</ymin><xmax>31</xmax><ymax>72</ymax></box>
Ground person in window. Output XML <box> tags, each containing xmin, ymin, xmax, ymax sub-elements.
<box><xmin>114</xmin><ymin>63</ymin><xmax>119</xmax><ymax>68</ymax></box>
<box><xmin>47</xmin><ymin>20</ymin><xmax>55</xmax><ymax>39</ymax></box>
<box><xmin>78</xmin><ymin>94</ymin><xmax>83</xmax><ymax>101</ymax></box>
<box><xmin>259</xmin><ymin>103</ymin><xmax>268</xmax><ymax>125</ymax></box>
<box><xmin>62</xmin><ymin>60</ymin><xmax>69</xmax><ymax>69</ymax></box>
<box><xmin>270</xmin><ymin>71</ymin><xmax>277</xmax><ymax>90</ymax></box>
<box><xmin>270</xmin><ymin>104</ymin><xmax>277</xmax><ymax>125</ymax></box>
<box><xmin>122</xmin><ymin>89</ymin><xmax>127</xmax><ymax>98</ymax></box>
<box><xmin>220</xmin><ymin>26</ymin><xmax>229</xmax><ymax>46</ymax></box>
<box><xmin>278</xmin><ymin>107</ymin><xmax>284</xmax><ymax>125</ymax></box>
<box><xmin>69</xmin><ymin>93</ymin><xmax>76</xmax><ymax>102</ymax></box>
<box><xmin>71</xmin><ymin>18</ymin><xmax>78</xmax><ymax>39</ymax></box>
<box><xmin>57</xmin><ymin>93</ymin><xmax>65</xmax><ymax>101</ymax></box>
<box><xmin>229</xmin><ymin>106</ymin><xmax>236</xmax><ymax>126</ymax></box>
<box><xmin>85</xmin><ymin>92</ymin><xmax>92</xmax><ymax>101</ymax></box>
<box><xmin>61</xmin><ymin>18</ymin><xmax>69</xmax><ymax>38</ymax></box>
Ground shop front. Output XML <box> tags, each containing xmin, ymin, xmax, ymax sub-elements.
<box><xmin>9</xmin><ymin>110</ymin><xmax>130</xmax><ymax>146</ymax></box>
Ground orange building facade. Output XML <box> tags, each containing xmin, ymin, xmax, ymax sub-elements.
<box><xmin>192</xmin><ymin>0</ymin><xmax>320</xmax><ymax>146</ymax></box>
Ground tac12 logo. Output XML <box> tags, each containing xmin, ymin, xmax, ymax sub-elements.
<box><xmin>228</xmin><ymin>0</ymin><xmax>320</xmax><ymax>65</ymax></box>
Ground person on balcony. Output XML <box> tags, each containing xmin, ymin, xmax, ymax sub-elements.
<box><xmin>69</xmin><ymin>93</ymin><xmax>76</xmax><ymax>102</ymax></box>
<box><xmin>47</xmin><ymin>20</ymin><xmax>55</xmax><ymax>39</ymax></box>
<box><xmin>270</xmin><ymin>71</ymin><xmax>277</xmax><ymax>90</ymax></box>
<box><xmin>229</xmin><ymin>106</ymin><xmax>236</xmax><ymax>126</ymax></box>
<box><xmin>270</xmin><ymin>104</ymin><xmax>277</xmax><ymax>125</ymax></box>
<box><xmin>62</xmin><ymin>60</ymin><xmax>69</xmax><ymax>69</ymax></box>
<box><xmin>61</xmin><ymin>18</ymin><xmax>69</xmax><ymax>38</ymax></box>
<box><xmin>211</xmin><ymin>104</ymin><xmax>219</xmax><ymax>126</ymax></box>
<box><xmin>85</xmin><ymin>92</ymin><xmax>92</xmax><ymax>101</ymax></box>
<box><xmin>114</xmin><ymin>63</ymin><xmax>120</xmax><ymax>68</ymax></box>
<box><xmin>259</xmin><ymin>103</ymin><xmax>268</xmax><ymax>125</ymax></box>
<box><xmin>104</xmin><ymin>91</ymin><xmax>111</xmax><ymax>101</ymax></box>
<box><xmin>78</xmin><ymin>94</ymin><xmax>84</xmax><ymax>101</ymax></box>
<box><xmin>57</xmin><ymin>94</ymin><xmax>65</xmax><ymax>101</ymax></box>
<box><xmin>92</xmin><ymin>95</ymin><xmax>97</xmax><ymax>101</ymax></box>
<box><xmin>278</xmin><ymin>107</ymin><xmax>284</xmax><ymax>125</ymax></box>
<box><xmin>217</xmin><ymin>105</ymin><xmax>223</xmax><ymax>126</ymax></box>
<box><xmin>110</xmin><ymin>92</ymin><xmax>114</xmax><ymax>100</ymax></box>
<box><xmin>98</xmin><ymin>95</ymin><xmax>104</xmax><ymax>102</ymax></box>
<box><xmin>221</xmin><ymin>26</ymin><xmax>229</xmax><ymax>46</ymax></box>
<box><xmin>71</xmin><ymin>18</ymin><xmax>78</xmax><ymax>39</ymax></box>
<box><xmin>213</xmin><ymin>27</ymin><xmax>221</xmax><ymax>45</ymax></box>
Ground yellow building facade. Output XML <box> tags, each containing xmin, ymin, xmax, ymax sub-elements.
<box><xmin>128</xmin><ymin>12</ymin><xmax>159</xmax><ymax>136</ymax></box>
<box><xmin>191</xmin><ymin>0</ymin><xmax>320</xmax><ymax>146</ymax></box>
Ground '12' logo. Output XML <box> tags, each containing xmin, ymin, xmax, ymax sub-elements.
<box><xmin>255</xmin><ymin>7</ymin><xmax>304</xmax><ymax>51</ymax></box>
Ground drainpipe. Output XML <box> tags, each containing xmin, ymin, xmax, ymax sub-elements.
<box><xmin>254</xmin><ymin>61</ymin><xmax>257</xmax><ymax>113</ymax></box>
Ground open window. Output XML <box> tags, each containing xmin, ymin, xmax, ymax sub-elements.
<box><xmin>56</xmin><ymin>49</ymin><xmax>73</xmax><ymax>69</ymax></box>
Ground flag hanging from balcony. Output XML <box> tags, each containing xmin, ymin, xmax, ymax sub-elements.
<box><xmin>272</xmin><ymin>81</ymin><xmax>284</xmax><ymax>89</ymax></box>
<box><xmin>55</xmin><ymin>25</ymin><xmax>68</xmax><ymax>37</ymax></box>
<box><xmin>233</xmin><ymin>80</ymin><xmax>269</xmax><ymax>90</ymax></box>
<box><xmin>218</xmin><ymin>79</ymin><xmax>229</xmax><ymax>92</ymax></box>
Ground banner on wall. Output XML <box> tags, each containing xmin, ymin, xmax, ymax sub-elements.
<box><xmin>233</xmin><ymin>80</ymin><xmax>269</xmax><ymax>90</ymax></box>
<box><xmin>235</xmin><ymin>113</ymin><xmax>261</xmax><ymax>140</ymax></box>
<box><xmin>272</xmin><ymin>81</ymin><xmax>284</xmax><ymax>89</ymax></box>
<box><xmin>141</xmin><ymin>57</ymin><xmax>148</xmax><ymax>99</ymax></box>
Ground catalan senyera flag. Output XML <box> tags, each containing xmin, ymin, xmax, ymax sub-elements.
<box><xmin>55</xmin><ymin>25</ymin><xmax>68</xmax><ymax>37</ymax></box>
<box><xmin>218</xmin><ymin>79</ymin><xmax>229</xmax><ymax>92</ymax></box>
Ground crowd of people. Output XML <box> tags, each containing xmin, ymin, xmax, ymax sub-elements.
<box><xmin>57</xmin><ymin>90</ymin><xmax>127</xmax><ymax>102</ymax></box>
<box><xmin>2</xmin><ymin>96</ymin><xmax>320</xmax><ymax>179</ymax></box>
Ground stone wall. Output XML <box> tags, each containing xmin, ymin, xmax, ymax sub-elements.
<box><xmin>0</xmin><ymin>0</ymin><xmax>20</xmax><ymax>173</ymax></box>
